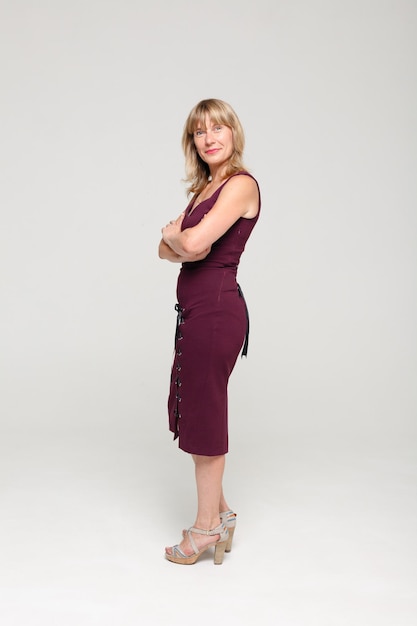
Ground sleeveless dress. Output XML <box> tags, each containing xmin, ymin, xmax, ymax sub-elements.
<box><xmin>168</xmin><ymin>172</ymin><xmax>261</xmax><ymax>455</ymax></box>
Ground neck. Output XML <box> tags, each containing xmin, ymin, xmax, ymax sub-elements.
<box><xmin>208</xmin><ymin>165</ymin><xmax>227</xmax><ymax>185</ymax></box>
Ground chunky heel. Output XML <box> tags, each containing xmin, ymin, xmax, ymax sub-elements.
<box><xmin>220</xmin><ymin>510</ymin><xmax>237</xmax><ymax>552</ymax></box>
<box><xmin>214</xmin><ymin>539</ymin><xmax>228</xmax><ymax>564</ymax></box>
<box><xmin>225</xmin><ymin>526</ymin><xmax>235</xmax><ymax>552</ymax></box>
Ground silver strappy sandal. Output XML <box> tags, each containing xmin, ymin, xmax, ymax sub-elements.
<box><xmin>165</xmin><ymin>523</ymin><xmax>229</xmax><ymax>565</ymax></box>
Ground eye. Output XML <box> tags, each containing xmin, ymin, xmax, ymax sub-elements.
<box><xmin>213</xmin><ymin>125</ymin><xmax>223</xmax><ymax>132</ymax></box>
<box><xmin>194</xmin><ymin>129</ymin><xmax>205</xmax><ymax>138</ymax></box>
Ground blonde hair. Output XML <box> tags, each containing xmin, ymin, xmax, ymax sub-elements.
<box><xmin>182</xmin><ymin>99</ymin><xmax>247</xmax><ymax>195</ymax></box>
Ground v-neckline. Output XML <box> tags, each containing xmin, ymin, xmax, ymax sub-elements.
<box><xmin>188</xmin><ymin>178</ymin><xmax>230</xmax><ymax>215</ymax></box>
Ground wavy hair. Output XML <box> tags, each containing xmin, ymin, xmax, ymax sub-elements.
<box><xmin>182</xmin><ymin>99</ymin><xmax>247</xmax><ymax>196</ymax></box>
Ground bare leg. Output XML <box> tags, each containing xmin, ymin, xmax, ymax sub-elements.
<box><xmin>219</xmin><ymin>487</ymin><xmax>231</xmax><ymax>514</ymax></box>
<box><xmin>165</xmin><ymin>454</ymin><xmax>226</xmax><ymax>556</ymax></box>
<box><xmin>193</xmin><ymin>454</ymin><xmax>224</xmax><ymax>529</ymax></box>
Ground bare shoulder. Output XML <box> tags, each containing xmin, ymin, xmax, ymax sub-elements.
<box><xmin>220</xmin><ymin>173</ymin><xmax>259</xmax><ymax>218</ymax></box>
<box><xmin>225</xmin><ymin>173</ymin><xmax>258</xmax><ymax>192</ymax></box>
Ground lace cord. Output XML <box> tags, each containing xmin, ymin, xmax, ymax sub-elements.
<box><xmin>172</xmin><ymin>303</ymin><xmax>185</xmax><ymax>440</ymax></box>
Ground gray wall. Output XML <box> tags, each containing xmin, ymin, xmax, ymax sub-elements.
<box><xmin>1</xmin><ymin>0</ymin><xmax>416</xmax><ymax>446</ymax></box>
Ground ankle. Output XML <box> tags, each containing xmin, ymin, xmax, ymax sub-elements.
<box><xmin>219</xmin><ymin>499</ymin><xmax>229</xmax><ymax>512</ymax></box>
<box><xmin>194</xmin><ymin>516</ymin><xmax>221</xmax><ymax>531</ymax></box>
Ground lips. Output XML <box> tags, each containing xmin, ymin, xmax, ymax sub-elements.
<box><xmin>205</xmin><ymin>148</ymin><xmax>220</xmax><ymax>155</ymax></box>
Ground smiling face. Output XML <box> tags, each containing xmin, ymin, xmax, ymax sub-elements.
<box><xmin>182</xmin><ymin>99</ymin><xmax>246</xmax><ymax>193</ymax></box>
<box><xmin>193</xmin><ymin>114</ymin><xmax>234</xmax><ymax>173</ymax></box>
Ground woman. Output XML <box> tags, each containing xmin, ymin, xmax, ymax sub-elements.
<box><xmin>159</xmin><ymin>98</ymin><xmax>260</xmax><ymax>565</ymax></box>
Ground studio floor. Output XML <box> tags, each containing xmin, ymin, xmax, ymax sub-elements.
<box><xmin>0</xmin><ymin>427</ymin><xmax>416</xmax><ymax>626</ymax></box>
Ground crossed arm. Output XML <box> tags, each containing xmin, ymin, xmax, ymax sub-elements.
<box><xmin>158</xmin><ymin>236</ymin><xmax>210</xmax><ymax>263</ymax></box>
<box><xmin>158</xmin><ymin>175</ymin><xmax>259</xmax><ymax>263</ymax></box>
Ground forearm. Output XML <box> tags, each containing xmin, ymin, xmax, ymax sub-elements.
<box><xmin>164</xmin><ymin>227</ymin><xmax>210</xmax><ymax>258</ymax></box>
<box><xmin>163</xmin><ymin>230</ymin><xmax>190</xmax><ymax>256</ymax></box>
<box><xmin>161</xmin><ymin>213</ymin><xmax>211</xmax><ymax>261</ymax></box>
<box><xmin>158</xmin><ymin>238</ymin><xmax>211</xmax><ymax>263</ymax></box>
<box><xmin>158</xmin><ymin>239</ymin><xmax>183</xmax><ymax>263</ymax></box>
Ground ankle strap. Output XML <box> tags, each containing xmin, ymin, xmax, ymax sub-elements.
<box><xmin>189</xmin><ymin>523</ymin><xmax>225</xmax><ymax>536</ymax></box>
<box><xmin>187</xmin><ymin>523</ymin><xmax>227</xmax><ymax>555</ymax></box>
<box><xmin>220</xmin><ymin>510</ymin><xmax>236</xmax><ymax>519</ymax></box>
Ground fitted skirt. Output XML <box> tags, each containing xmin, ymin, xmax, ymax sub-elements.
<box><xmin>168</xmin><ymin>266</ymin><xmax>247</xmax><ymax>455</ymax></box>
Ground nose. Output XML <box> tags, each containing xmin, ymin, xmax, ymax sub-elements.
<box><xmin>205</xmin><ymin>129</ymin><xmax>215</xmax><ymax>144</ymax></box>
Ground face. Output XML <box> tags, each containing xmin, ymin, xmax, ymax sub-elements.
<box><xmin>193</xmin><ymin>114</ymin><xmax>234</xmax><ymax>170</ymax></box>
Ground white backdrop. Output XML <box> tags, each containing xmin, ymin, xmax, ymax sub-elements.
<box><xmin>0</xmin><ymin>1</ymin><xmax>416</xmax><ymax>625</ymax></box>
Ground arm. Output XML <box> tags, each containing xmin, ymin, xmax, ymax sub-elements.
<box><xmin>158</xmin><ymin>239</ymin><xmax>183</xmax><ymax>263</ymax></box>
<box><xmin>162</xmin><ymin>175</ymin><xmax>259</xmax><ymax>257</ymax></box>
<box><xmin>158</xmin><ymin>238</ymin><xmax>211</xmax><ymax>263</ymax></box>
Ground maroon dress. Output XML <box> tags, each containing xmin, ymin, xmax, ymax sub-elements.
<box><xmin>168</xmin><ymin>172</ymin><xmax>261</xmax><ymax>455</ymax></box>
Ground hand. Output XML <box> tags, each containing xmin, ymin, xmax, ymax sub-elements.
<box><xmin>161</xmin><ymin>212</ymin><xmax>185</xmax><ymax>243</ymax></box>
